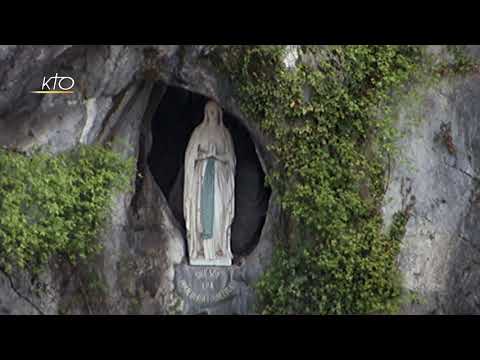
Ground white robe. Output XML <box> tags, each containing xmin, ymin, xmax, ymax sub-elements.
<box><xmin>184</xmin><ymin>112</ymin><xmax>235</xmax><ymax>266</ymax></box>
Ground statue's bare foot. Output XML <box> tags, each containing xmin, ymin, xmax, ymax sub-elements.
<box><xmin>216</xmin><ymin>249</ymin><xmax>224</xmax><ymax>257</ymax></box>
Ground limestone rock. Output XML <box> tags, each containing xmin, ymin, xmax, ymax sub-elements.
<box><xmin>383</xmin><ymin>48</ymin><xmax>480</xmax><ymax>313</ymax></box>
<box><xmin>1</xmin><ymin>45</ymin><xmax>479</xmax><ymax>314</ymax></box>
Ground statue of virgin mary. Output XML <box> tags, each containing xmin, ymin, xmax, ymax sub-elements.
<box><xmin>184</xmin><ymin>100</ymin><xmax>236</xmax><ymax>266</ymax></box>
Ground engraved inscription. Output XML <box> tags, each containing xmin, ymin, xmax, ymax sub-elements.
<box><xmin>175</xmin><ymin>264</ymin><xmax>237</xmax><ymax>307</ymax></box>
<box><xmin>179</xmin><ymin>279</ymin><xmax>235</xmax><ymax>304</ymax></box>
<box><xmin>202</xmin><ymin>281</ymin><xmax>214</xmax><ymax>290</ymax></box>
<box><xmin>194</xmin><ymin>268</ymin><xmax>220</xmax><ymax>280</ymax></box>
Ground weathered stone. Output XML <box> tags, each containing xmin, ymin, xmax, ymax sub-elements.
<box><xmin>174</xmin><ymin>264</ymin><xmax>254</xmax><ymax>314</ymax></box>
<box><xmin>0</xmin><ymin>45</ymin><xmax>72</xmax><ymax>117</ymax></box>
<box><xmin>383</xmin><ymin>55</ymin><xmax>480</xmax><ymax>314</ymax></box>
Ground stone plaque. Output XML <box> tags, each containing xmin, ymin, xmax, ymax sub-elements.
<box><xmin>174</xmin><ymin>264</ymin><xmax>253</xmax><ymax>314</ymax></box>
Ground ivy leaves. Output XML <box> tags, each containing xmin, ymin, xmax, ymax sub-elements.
<box><xmin>0</xmin><ymin>145</ymin><xmax>134</xmax><ymax>276</ymax></box>
<box><xmin>210</xmin><ymin>45</ymin><xmax>433</xmax><ymax>314</ymax></box>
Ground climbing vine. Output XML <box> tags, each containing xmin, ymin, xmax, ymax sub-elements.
<box><xmin>0</xmin><ymin>144</ymin><xmax>135</xmax><ymax>278</ymax></box>
<box><xmin>208</xmin><ymin>45</ymin><xmax>477</xmax><ymax>314</ymax></box>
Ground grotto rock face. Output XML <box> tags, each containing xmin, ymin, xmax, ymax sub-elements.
<box><xmin>382</xmin><ymin>45</ymin><xmax>480</xmax><ymax>314</ymax></box>
<box><xmin>1</xmin><ymin>45</ymin><xmax>480</xmax><ymax>314</ymax></box>
<box><xmin>0</xmin><ymin>45</ymin><xmax>278</xmax><ymax>315</ymax></box>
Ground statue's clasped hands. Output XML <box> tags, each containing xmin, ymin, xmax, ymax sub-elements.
<box><xmin>207</xmin><ymin>143</ymin><xmax>216</xmax><ymax>158</ymax></box>
<box><xmin>196</xmin><ymin>144</ymin><xmax>229</xmax><ymax>165</ymax></box>
<box><xmin>197</xmin><ymin>144</ymin><xmax>217</xmax><ymax>159</ymax></box>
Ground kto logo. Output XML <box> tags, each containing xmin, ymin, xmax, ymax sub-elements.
<box><xmin>31</xmin><ymin>73</ymin><xmax>75</xmax><ymax>94</ymax></box>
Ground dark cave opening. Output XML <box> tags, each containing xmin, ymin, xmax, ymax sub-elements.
<box><xmin>147</xmin><ymin>85</ymin><xmax>271</xmax><ymax>256</ymax></box>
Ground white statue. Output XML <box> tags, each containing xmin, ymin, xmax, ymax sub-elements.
<box><xmin>184</xmin><ymin>100</ymin><xmax>236</xmax><ymax>266</ymax></box>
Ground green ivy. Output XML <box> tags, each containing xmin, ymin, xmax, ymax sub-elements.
<box><xmin>0</xmin><ymin>144</ymin><xmax>134</xmax><ymax>276</ymax></box>
<box><xmin>445</xmin><ymin>45</ymin><xmax>479</xmax><ymax>75</ymax></box>
<box><xmin>208</xmin><ymin>45</ymin><xmax>477</xmax><ymax>314</ymax></box>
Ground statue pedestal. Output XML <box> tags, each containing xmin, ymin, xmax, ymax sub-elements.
<box><xmin>174</xmin><ymin>263</ymin><xmax>253</xmax><ymax>314</ymax></box>
<box><xmin>189</xmin><ymin>257</ymin><xmax>232</xmax><ymax>266</ymax></box>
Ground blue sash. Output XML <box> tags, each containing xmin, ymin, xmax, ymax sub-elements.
<box><xmin>200</xmin><ymin>157</ymin><xmax>215</xmax><ymax>240</ymax></box>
